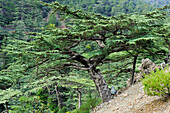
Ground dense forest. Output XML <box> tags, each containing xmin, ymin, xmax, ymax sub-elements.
<box><xmin>144</xmin><ymin>0</ymin><xmax>170</xmax><ymax>7</ymax></box>
<box><xmin>0</xmin><ymin>0</ymin><xmax>169</xmax><ymax>113</ymax></box>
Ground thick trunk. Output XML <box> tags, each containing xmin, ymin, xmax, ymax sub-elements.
<box><xmin>89</xmin><ymin>68</ymin><xmax>111</xmax><ymax>103</ymax></box>
<box><xmin>130</xmin><ymin>55</ymin><xmax>137</xmax><ymax>85</ymax></box>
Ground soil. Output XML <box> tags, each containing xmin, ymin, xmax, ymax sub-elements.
<box><xmin>91</xmin><ymin>82</ymin><xmax>170</xmax><ymax>113</ymax></box>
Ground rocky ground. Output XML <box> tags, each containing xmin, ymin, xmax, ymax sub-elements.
<box><xmin>91</xmin><ymin>82</ymin><xmax>170</xmax><ymax>113</ymax></box>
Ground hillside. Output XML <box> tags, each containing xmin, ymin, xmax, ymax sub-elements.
<box><xmin>55</xmin><ymin>0</ymin><xmax>154</xmax><ymax>16</ymax></box>
<box><xmin>92</xmin><ymin>82</ymin><xmax>170</xmax><ymax>113</ymax></box>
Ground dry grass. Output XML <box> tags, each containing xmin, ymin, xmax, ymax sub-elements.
<box><xmin>134</xmin><ymin>97</ymin><xmax>170</xmax><ymax>113</ymax></box>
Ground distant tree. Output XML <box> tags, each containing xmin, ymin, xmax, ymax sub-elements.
<box><xmin>55</xmin><ymin>0</ymin><xmax>154</xmax><ymax>16</ymax></box>
<box><xmin>0</xmin><ymin>0</ymin><xmax>16</xmax><ymax>26</ymax></box>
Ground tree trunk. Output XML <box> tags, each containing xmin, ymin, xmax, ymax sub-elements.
<box><xmin>89</xmin><ymin>68</ymin><xmax>111</xmax><ymax>103</ymax></box>
<box><xmin>55</xmin><ymin>84</ymin><xmax>63</xmax><ymax>110</ymax></box>
<box><xmin>130</xmin><ymin>55</ymin><xmax>138</xmax><ymax>85</ymax></box>
<box><xmin>77</xmin><ymin>89</ymin><xmax>81</xmax><ymax>108</ymax></box>
<box><xmin>5</xmin><ymin>102</ymin><xmax>9</xmax><ymax>113</ymax></box>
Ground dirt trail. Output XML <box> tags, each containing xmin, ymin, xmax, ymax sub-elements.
<box><xmin>92</xmin><ymin>82</ymin><xmax>170</xmax><ymax>113</ymax></box>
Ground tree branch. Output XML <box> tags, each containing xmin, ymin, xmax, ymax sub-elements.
<box><xmin>102</xmin><ymin>62</ymin><xmax>132</xmax><ymax>74</ymax></box>
<box><xmin>64</xmin><ymin>63</ymin><xmax>89</xmax><ymax>71</ymax></box>
<box><xmin>25</xmin><ymin>59</ymin><xmax>49</xmax><ymax>71</ymax></box>
<box><xmin>96</xmin><ymin>40</ymin><xmax>105</xmax><ymax>48</ymax></box>
<box><xmin>67</xmin><ymin>50</ymin><xmax>90</xmax><ymax>67</ymax></box>
<box><xmin>68</xmin><ymin>39</ymin><xmax>82</xmax><ymax>49</ymax></box>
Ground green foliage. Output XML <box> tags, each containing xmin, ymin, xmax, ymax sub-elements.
<box><xmin>58</xmin><ymin>107</ymin><xmax>67</xmax><ymax>113</ymax></box>
<box><xmin>0</xmin><ymin>0</ymin><xmax>15</xmax><ymax>26</ymax></box>
<box><xmin>0</xmin><ymin>89</ymin><xmax>22</xmax><ymax>104</ymax></box>
<box><xmin>37</xmin><ymin>88</ymin><xmax>59</xmax><ymax>112</ymax></box>
<box><xmin>47</xmin><ymin>13</ymin><xmax>60</xmax><ymax>27</ymax></box>
<box><xmin>36</xmin><ymin>89</ymin><xmax>49</xmax><ymax>105</ymax></box>
<box><xmin>142</xmin><ymin>67</ymin><xmax>170</xmax><ymax>97</ymax></box>
<box><xmin>9</xmin><ymin>96</ymin><xmax>51</xmax><ymax>113</ymax></box>
<box><xmin>71</xmin><ymin>98</ymin><xmax>101</xmax><ymax>113</ymax></box>
<box><xmin>55</xmin><ymin>0</ymin><xmax>155</xmax><ymax>16</ymax></box>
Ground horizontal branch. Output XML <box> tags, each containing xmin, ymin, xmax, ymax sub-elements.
<box><xmin>25</xmin><ymin>59</ymin><xmax>49</xmax><ymax>71</ymax></box>
<box><xmin>64</xmin><ymin>63</ymin><xmax>84</xmax><ymax>67</ymax></box>
<box><xmin>64</xmin><ymin>63</ymin><xmax>89</xmax><ymax>71</ymax></box>
<box><xmin>115</xmin><ymin>68</ymin><xmax>131</xmax><ymax>77</ymax></box>
<box><xmin>71</xmin><ymin>66</ymin><xmax>89</xmax><ymax>71</ymax></box>
<box><xmin>68</xmin><ymin>39</ymin><xmax>82</xmax><ymax>49</ymax></box>
<box><xmin>91</xmin><ymin>46</ymin><xmax>128</xmax><ymax>68</ymax></box>
<box><xmin>102</xmin><ymin>62</ymin><xmax>132</xmax><ymax>74</ymax></box>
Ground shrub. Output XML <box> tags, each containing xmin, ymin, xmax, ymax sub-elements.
<box><xmin>57</xmin><ymin>107</ymin><xmax>67</xmax><ymax>113</ymax></box>
<box><xmin>142</xmin><ymin>67</ymin><xmax>170</xmax><ymax>97</ymax></box>
<box><xmin>9</xmin><ymin>96</ymin><xmax>51</xmax><ymax>113</ymax></box>
<box><xmin>71</xmin><ymin>98</ymin><xmax>101</xmax><ymax>113</ymax></box>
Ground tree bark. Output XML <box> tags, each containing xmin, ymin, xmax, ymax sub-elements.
<box><xmin>77</xmin><ymin>89</ymin><xmax>81</xmax><ymax>108</ymax></box>
<box><xmin>89</xmin><ymin>68</ymin><xmax>111</xmax><ymax>103</ymax></box>
<box><xmin>130</xmin><ymin>55</ymin><xmax>138</xmax><ymax>85</ymax></box>
<box><xmin>55</xmin><ymin>84</ymin><xmax>63</xmax><ymax>110</ymax></box>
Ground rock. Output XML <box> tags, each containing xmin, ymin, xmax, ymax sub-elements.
<box><xmin>137</xmin><ymin>58</ymin><xmax>161</xmax><ymax>80</ymax></box>
<box><xmin>139</xmin><ymin>58</ymin><xmax>156</xmax><ymax>75</ymax></box>
<box><xmin>111</xmin><ymin>86</ymin><xmax>117</xmax><ymax>95</ymax></box>
<box><xmin>127</xmin><ymin>58</ymin><xmax>163</xmax><ymax>86</ymax></box>
<box><xmin>160</xmin><ymin>62</ymin><xmax>166</xmax><ymax>70</ymax></box>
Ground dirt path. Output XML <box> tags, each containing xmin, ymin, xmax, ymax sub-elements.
<box><xmin>92</xmin><ymin>82</ymin><xmax>170</xmax><ymax>113</ymax></box>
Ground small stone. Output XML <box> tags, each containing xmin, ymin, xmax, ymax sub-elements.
<box><xmin>129</xmin><ymin>106</ymin><xmax>133</xmax><ymax>109</ymax></box>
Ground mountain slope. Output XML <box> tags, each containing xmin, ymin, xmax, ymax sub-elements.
<box><xmin>55</xmin><ymin>0</ymin><xmax>154</xmax><ymax>16</ymax></box>
<box><xmin>92</xmin><ymin>82</ymin><xmax>170</xmax><ymax>113</ymax></box>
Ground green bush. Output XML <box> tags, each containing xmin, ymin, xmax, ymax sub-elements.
<box><xmin>57</xmin><ymin>107</ymin><xmax>67</xmax><ymax>113</ymax></box>
<box><xmin>37</xmin><ymin>88</ymin><xmax>58</xmax><ymax>112</ymax></box>
<box><xmin>48</xmin><ymin>14</ymin><xmax>60</xmax><ymax>27</ymax></box>
<box><xmin>142</xmin><ymin>67</ymin><xmax>170</xmax><ymax>97</ymax></box>
<box><xmin>71</xmin><ymin>98</ymin><xmax>101</xmax><ymax>113</ymax></box>
<box><xmin>9</xmin><ymin>96</ymin><xmax>51</xmax><ymax>113</ymax></box>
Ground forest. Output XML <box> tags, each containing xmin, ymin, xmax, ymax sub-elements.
<box><xmin>0</xmin><ymin>0</ymin><xmax>169</xmax><ymax>113</ymax></box>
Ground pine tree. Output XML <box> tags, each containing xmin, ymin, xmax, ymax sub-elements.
<box><xmin>1</xmin><ymin>2</ymin><xmax>169</xmax><ymax>103</ymax></box>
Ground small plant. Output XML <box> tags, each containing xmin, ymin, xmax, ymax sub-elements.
<box><xmin>142</xmin><ymin>67</ymin><xmax>170</xmax><ymax>97</ymax></box>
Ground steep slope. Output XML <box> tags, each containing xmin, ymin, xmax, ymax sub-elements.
<box><xmin>92</xmin><ymin>82</ymin><xmax>170</xmax><ymax>113</ymax></box>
